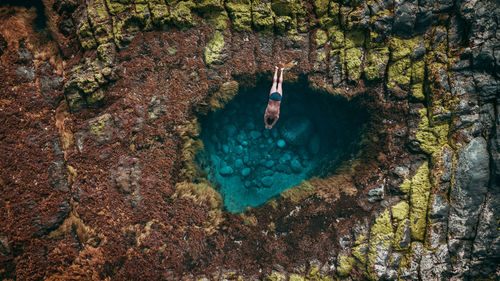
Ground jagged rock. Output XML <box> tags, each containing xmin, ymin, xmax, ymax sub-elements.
<box><xmin>367</xmin><ymin>185</ymin><xmax>384</xmax><ymax>203</ymax></box>
<box><xmin>449</xmin><ymin>137</ymin><xmax>489</xmax><ymax>240</ymax></box>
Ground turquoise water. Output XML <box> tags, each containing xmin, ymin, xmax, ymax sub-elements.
<box><xmin>197</xmin><ymin>79</ymin><xmax>368</xmax><ymax>213</ymax></box>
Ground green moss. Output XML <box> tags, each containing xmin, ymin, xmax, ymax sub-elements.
<box><xmin>352</xmin><ymin>234</ymin><xmax>368</xmax><ymax>264</ymax></box>
<box><xmin>412</xmin><ymin>83</ymin><xmax>425</xmax><ymax>101</ymax></box>
<box><xmin>416</xmin><ymin>108</ymin><xmax>450</xmax><ymax>156</ymax></box>
<box><xmin>168</xmin><ymin>1</ymin><xmax>197</xmax><ymax>28</ymax></box>
<box><xmin>275</xmin><ymin>16</ymin><xmax>292</xmax><ymax>32</ymax></box>
<box><xmin>271</xmin><ymin>0</ymin><xmax>305</xmax><ymax>16</ymax></box>
<box><xmin>306</xmin><ymin>266</ymin><xmax>334</xmax><ymax>281</ymax></box>
<box><xmin>315</xmin><ymin>29</ymin><xmax>328</xmax><ymax>46</ymax></box>
<box><xmin>389</xmin><ymin>36</ymin><xmax>419</xmax><ymax>61</ymax></box>
<box><xmin>399</xmin><ymin>178</ymin><xmax>411</xmax><ymax>194</ymax></box>
<box><xmin>409</xmin><ymin>161</ymin><xmax>431</xmax><ymax>241</ymax></box>
<box><xmin>105</xmin><ymin>0</ymin><xmax>130</xmax><ymax>15</ymax></box>
<box><xmin>226</xmin><ymin>0</ymin><xmax>252</xmax><ymax>31</ymax></box>
<box><xmin>364</xmin><ymin>47</ymin><xmax>389</xmax><ymax>81</ymax></box>
<box><xmin>252</xmin><ymin>0</ymin><xmax>274</xmax><ymax>31</ymax></box>
<box><xmin>392</xmin><ymin>201</ymin><xmax>410</xmax><ymax>251</ymax></box>
<box><xmin>77</xmin><ymin>21</ymin><xmax>97</xmax><ymax>49</ymax></box>
<box><xmin>387</xmin><ymin>57</ymin><xmax>411</xmax><ymax>89</ymax></box>
<box><xmin>196</xmin><ymin>0</ymin><xmax>225</xmax><ymax>13</ymax></box>
<box><xmin>150</xmin><ymin>1</ymin><xmax>170</xmax><ymax>25</ymax></box>
<box><xmin>204</xmin><ymin>31</ymin><xmax>225</xmax><ymax>66</ymax></box>
<box><xmin>392</xmin><ymin>201</ymin><xmax>409</xmax><ymax>222</ymax></box>
<box><xmin>267</xmin><ymin>271</ymin><xmax>287</xmax><ymax>281</ymax></box>
<box><xmin>344</xmin><ymin>29</ymin><xmax>365</xmax><ymax>48</ymax></box>
<box><xmin>345</xmin><ymin>47</ymin><xmax>363</xmax><ymax>81</ymax></box>
<box><xmin>313</xmin><ymin>0</ymin><xmax>329</xmax><ymax>17</ymax></box>
<box><xmin>367</xmin><ymin>209</ymin><xmax>393</xmax><ymax>279</ymax></box>
<box><xmin>86</xmin><ymin>89</ymin><xmax>105</xmax><ymax>104</ymax></box>
<box><xmin>327</xmin><ymin>25</ymin><xmax>344</xmax><ymax>49</ymax></box>
<box><xmin>316</xmin><ymin>49</ymin><xmax>327</xmax><ymax>62</ymax></box>
<box><xmin>205</xmin><ymin>11</ymin><xmax>229</xmax><ymax>31</ymax></box>
<box><xmin>280</xmin><ymin>180</ymin><xmax>315</xmax><ymax>204</ymax></box>
<box><xmin>89</xmin><ymin>113</ymin><xmax>112</xmax><ymax>137</ymax></box>
<box><xmin>288</xmin><ymin>274</ymin><xmax>305</xmax><ymax>281</ymax></box>
<box><xmin>337</xmin><ymin>254</ymin><xmax>355</xmax><ymax>277</ymax></box>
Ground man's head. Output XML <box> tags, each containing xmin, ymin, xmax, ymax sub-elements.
<box><xmin>264</xmin><ymin>101</ymin><xmax>280</xmax><ymax>129</ymax></box>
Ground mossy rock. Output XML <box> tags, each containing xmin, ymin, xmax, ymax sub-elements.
<box><xmin>204</xmin><ymin>31</ymin><xmax>225</xmax><ymax>66</ymax></box>
<box><xmin>252</xmin><ymin>0</ymin><xmax>275</xmax><ymax>32</ymax></box>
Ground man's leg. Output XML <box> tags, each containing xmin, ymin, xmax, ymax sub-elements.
<box><xmin>270</xmin><ymin>66</ymin><xmax>279</xmax><ymax>93</ymax></box>
<box><xmin>277</xmin><ymin>68</ymin><xmax>284</xmax><ymax>95</ymax></box>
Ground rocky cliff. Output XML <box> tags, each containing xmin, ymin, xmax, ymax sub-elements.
<box><xmin>0</xmin><ymin>0</ymin><xmax>498</xmax><ymax>280</ymax></box>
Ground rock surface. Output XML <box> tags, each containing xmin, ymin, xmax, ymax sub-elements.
<box><xmin>0</xmin><ymin>0</ymin><xmax>498</xmax><ymax>280</ymax></box>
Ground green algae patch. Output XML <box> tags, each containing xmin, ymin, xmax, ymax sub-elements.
<box><xmin>168</xmin><ymin>1</ymin><xmax>197</xmax><ymax>27</ymax></box>
<box><xmin>204</xmin><ymin>31</ymin><xmax>225</xmax><ymax>66</ymax></box>
<box><xmin>389</xmin><ymin>37</ymin><xmax>419</xmax><ymax>61</ymax></box>
<box><xmin>252</xmin><ymin>0</ymin><xmax>275</xmax><ymax>32</ymax></box>
<box><xmin>387</xmin><ymin>57</ymin><xmax>411</xmax><ymax>89</ymax></box>
<box><xmin>364</xmin><ymin>47</ymin><xmax>389</xmax><ymax>81</ymax></box>
<box><xmin>416</xmin><ymin>108</ymin><xmax>450</xmax><ymax>156</ymax></box>
<box><xmin>225</xmin><ymin>0</ymin><xmax>252</xmax><ymax>31</ymax></box>
<box><xmin>315</xmin><ymin>29</ymin><xmax>328</xmax><ymax>46</ymax></box>
<box><xmin>409</xmin><ymin>161</ymin><xmax>431</xmax><ymax>241</ymax></box>
<box><xmin>352</xmin><ymin>234</ymin><xmax>368</xmax><ymax>264</ymax></box>
<box><xmin>280</xmin><ymin>180</ymin><xmax>315</xmax><ymax>204</ymax></box>
<box><xmin>367</xmin><ymin>209</ymin><xmax>393</xmax><ymax>280</ymax></box>
<box><xmin>337</xmin><ymin>254</ymin><xmax>355</xmax><ymax>277</ymax></box>
<box><xmin>327</xmin><ymin>26</ymin><xmax>344</xmax><ymax>49</ymax></box>
<box><xmin>392</xmin><ymin>201</ymin><xmax>410</xmax><ymax>251</ymax></box>
<box><xmin>345</xmin><ymin>47</ymin><xmax>363</xmax><ymax>81</ymax></box>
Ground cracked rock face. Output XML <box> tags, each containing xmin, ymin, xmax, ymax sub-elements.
<box><xmin>0</xmin><ymin>0</ymin><xmax>499</xmax><ymax>280</ymax></box>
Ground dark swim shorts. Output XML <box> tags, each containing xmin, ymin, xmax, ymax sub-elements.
<box><xmin>269</xmin><ymin>92</ymin><xmax>282</xmax><ymax>101</ymax></box>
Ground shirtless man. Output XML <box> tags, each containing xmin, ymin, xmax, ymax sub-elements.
<box><xmin>264</xmin><ymin>66</ymin><xmax>284</xmax><ymax>129</ymax></box>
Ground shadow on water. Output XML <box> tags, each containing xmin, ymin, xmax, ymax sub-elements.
<box><xmin>197</xmin><ymin>77</ymin><xmax>369</xmax><ymax>213</ymax></box>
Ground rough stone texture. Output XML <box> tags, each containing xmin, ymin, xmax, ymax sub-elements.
<box><xmin>0</xmin><ymin>0</ymin><xmax>498</xmax><ymax>280</ymax></box>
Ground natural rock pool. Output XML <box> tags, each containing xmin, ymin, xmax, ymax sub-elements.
<box><xmin>197</xmin><ymin>79</ymin><xmax>369</xmax><ymax>213</ymax></box>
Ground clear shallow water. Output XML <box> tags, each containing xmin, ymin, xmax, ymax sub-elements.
<box><xmin>197</xmin><ymin>79</ymin><xmax>368</xmax><ymax>213</ymax></box>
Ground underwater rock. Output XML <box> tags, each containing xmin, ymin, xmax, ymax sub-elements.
<box><xmin>250</xmin><ymin>130</ymin><xmax>262</xmax><ymax>139</ymax></box>
<box><xmin>220</xmin><ymin>166</ymin><xmax>234</xmax><ymax>176</ymax></box>
<box><xmin>261</xmin><ymin>176</ymin><xmax>273</xmax><ymax>187</ymax></box>
<box><xmin>235</xmin><ymin>159</ymin><xmax>244</xmax><ymax>168</ymax></box>
<box><xmin>290</xmin><ymin>159</ymin><xmax>302</xmax><ymax>173</ymax></box>
<box><xmin>241</xmin><ymin>167</ymin><xmax>251</xmax><ymax>177</ymax></box>
<box><xmin>277</xmin><ymin>139</ymin><xmax>286</xmax><ymax>148</ymax></box>
<box><xmin>280</xmin><ymin>116</ymin><xmax>313</xmax><ymax>146</ymax></box>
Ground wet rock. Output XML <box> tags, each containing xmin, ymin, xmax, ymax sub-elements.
<box><xmin>279</xmin><ymin>116</ymin><xmax>313</xmax><ymax>146</ymax></box>
<box><xmin>449</xmin><ymin>137</ymin><xmax>489</xmax><ymax>239</ymax></box>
